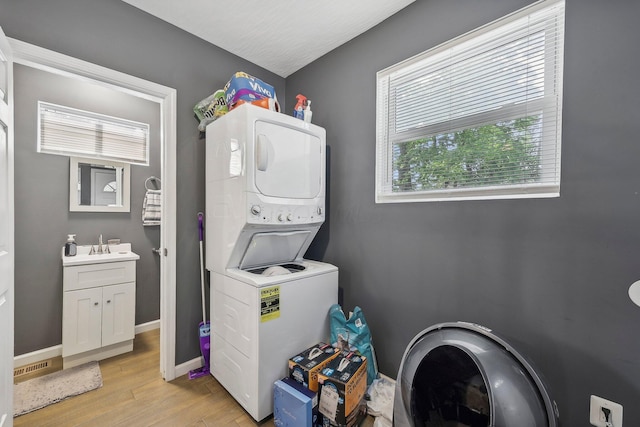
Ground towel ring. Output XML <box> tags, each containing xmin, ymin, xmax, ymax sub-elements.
<box><xmin>145</xmin><ymin>176</ymin><xmax>161</xmax><ymax>190</ymax></box>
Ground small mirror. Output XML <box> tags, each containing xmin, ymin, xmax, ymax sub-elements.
<box><xmin>70</xmin><ymin>157</ymin><xmax>130</xmax><ymax>212</ymax></box>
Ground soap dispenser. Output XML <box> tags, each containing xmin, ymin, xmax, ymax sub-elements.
<box><xmin>64</xmin><ymin>234</ymin><xmax>77</xmax><ymax>257</ymax></box>
<box><xmin>303</xmin><ymin>100</ymin><xmax>312</xmax><ymax>123</ymax></box>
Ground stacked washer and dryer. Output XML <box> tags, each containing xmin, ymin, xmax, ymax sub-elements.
<box><xmin>205</xmin><ymin>104</ymin><xmax>338</xmax><ymax>422</ymax></box>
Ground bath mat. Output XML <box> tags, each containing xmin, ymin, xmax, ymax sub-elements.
<box><xmin>13</xmin><ymin>361</ymin><xmax>103</xmax><ymax>417</ymax></box>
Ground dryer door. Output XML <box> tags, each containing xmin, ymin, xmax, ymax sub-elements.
<box><xmin>394</xmin><ymin>322</ymin><xmax>559</xmax><ymax>427</ymax></box>
<box><xmin>254</xmin><ymin>121</ymin><xmax>322</xmax><ymax>199</ymax></box>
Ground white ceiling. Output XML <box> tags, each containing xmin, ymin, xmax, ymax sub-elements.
<box><xmin>121</xmin><ymin>0</ymin><xmax>415</xmax><ymax>77</ymax></box>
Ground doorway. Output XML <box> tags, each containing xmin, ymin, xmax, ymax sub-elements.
<box><xmin>9</xmin><ymin>38</ymin><xmax>177</xmax><ymax>380</ymax></box>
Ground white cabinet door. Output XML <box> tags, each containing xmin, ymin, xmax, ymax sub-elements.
<box><xmin>62</xmin><ymin>287</ymin><xmax>102</xmax><ymax>357</ymax></box>
<box><xmin>102</xmin><ymin>282</ymin><xmax>135</xmax><ymax>347</ymax></box>
<box><xmin>0</xmin><ymin>26</ymin><xmax>13</xmax><ymax>427</ymax></box>
<box><xmin>62</xmin><ymin>264</ymin><xmax>136</xmax><ymax>363</ymax></box>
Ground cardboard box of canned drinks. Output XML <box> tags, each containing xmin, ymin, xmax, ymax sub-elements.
<box><xmin>317</xmin><ymin>351</ymin><xmax>367</xmax><ymax>426</ymax></box>
<box><xmin>288</xmin><ymin>342</ymin><xmax>340</xmax><ymax>392</ymax></box>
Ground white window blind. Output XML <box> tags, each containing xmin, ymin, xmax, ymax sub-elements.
<box><xmin>376</xmin><ymin>0</ymin><xmax>565</xmax><ymax>203</ymax></box>
<box><xmin>38</xmin><ymin>102</ymin><xmax>150</xmax><ymax>165</ymax></box>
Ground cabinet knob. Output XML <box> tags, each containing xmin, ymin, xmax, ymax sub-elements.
<box><xmin>94</xmin><ymin>302</ymin><xmax>99</xmax><ymax>306</ymax></box>
<box><xmin>106</xmin><ymin>300</ymin><xmax>111</xmax><ymax>304</ymax></box>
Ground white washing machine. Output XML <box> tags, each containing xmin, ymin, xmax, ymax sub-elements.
<box><xmin>210</xmin><ymin>260</ymin><xmax>337</xmax><ymax>422</ymax></box>
<box><xmin>205</xmin><ymin>104</ymin><xmax>338</xmax><ymax>421</ymax></box>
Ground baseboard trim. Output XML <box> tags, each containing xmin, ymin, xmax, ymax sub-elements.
<box><xmin>135</xmin><ymin>319</ymin><xmax>160</xmax><ymax>334</ymax></box>
<box><xmin>15</xmin><ymin>319</ymin><xmax>162</xmax><ymax>368</ymax></box>
<box><xmin>174</xmin><ymin>357</ymin><xmax>205</xmax><ymax>378</ymax></box>
<box><xmin>14</xmin><ymin>345</ymin><xmax>62</xmax><ymax>369</ymax></box>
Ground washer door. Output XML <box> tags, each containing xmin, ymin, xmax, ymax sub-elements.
<box><xmin>394</xmin><ymin>322</ymin><xmax>559</xmax><ymax>427</ymax></box>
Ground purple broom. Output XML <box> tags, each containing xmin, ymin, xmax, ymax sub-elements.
<box><xmin>189</xmin><ymin>212</ymin><xmax>210</xmax><ymax>379</ymax></box>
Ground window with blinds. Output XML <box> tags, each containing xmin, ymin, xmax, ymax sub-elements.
<box><xmin>376</xmin><ymin>0</ymin><xmax>565</xmax><ymax>203</ymax></box>
<box><xmin>38</xmin><ymin>102</ymin><xmax>150</xmax><ymax>165</ymax></box>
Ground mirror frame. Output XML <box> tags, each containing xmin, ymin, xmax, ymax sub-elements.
<box><xmin>69</xmin><ymin>156</ymin><xmax>131</xmax><ymax>212</ymax></box>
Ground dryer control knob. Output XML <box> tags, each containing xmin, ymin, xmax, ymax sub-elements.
<box><xmin>287</xmin><ymin>214</ymin><xmax>293</xmax><ymax>222</ymax></box>
<box><xmin>277</xmin><ymin>213</ymin><xmax>285</xmax><ymax>222</ymax></box>
<box><xmin>250</xmin><ymin>205</ymin><xmax>261</xmax><ymax>215</ymax></box>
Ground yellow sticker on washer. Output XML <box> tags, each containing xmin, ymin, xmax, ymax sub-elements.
<box><xmin>260</xmin><ymin>286</ymin><xmax>280</xmax><ymax>322</ymax></box>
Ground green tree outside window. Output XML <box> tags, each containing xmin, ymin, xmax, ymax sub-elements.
<box><xmin>392</xmin><ymin>115</ymin><xmax>541</xmax><ymax>192</ymax></box>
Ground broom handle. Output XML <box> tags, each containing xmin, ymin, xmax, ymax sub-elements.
<box><xmin>198</xmin><ymin>212</ymin><xmax>206</xmax><ymax>325</ymax></box>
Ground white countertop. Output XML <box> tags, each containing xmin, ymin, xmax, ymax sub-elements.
<box><xmin>62</xmin><ymin>243</ymin><xmax>140</xmax><ymax>267</ymax></box>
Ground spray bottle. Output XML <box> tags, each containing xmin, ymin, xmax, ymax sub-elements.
<box><xmin>293</xmin><ymin>94</ymin><xmax>307</xmax><ymax>120</ymax></box>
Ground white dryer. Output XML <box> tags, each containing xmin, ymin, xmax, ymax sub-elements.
<box><xmin>206</xmin><ymin>103</ymin><xmax>327</xmax><ymax>275</ymax></box>
<box><xmin>205</xmin><ymin>104</ymin><xmax>338</xmax><ymax>422</ymax></box>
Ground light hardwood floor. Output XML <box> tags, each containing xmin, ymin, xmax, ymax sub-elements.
<box><xmin>14</xmin><ymin>329</ymin><xmax>274</xmax><ymax>426</ymax></box>
<box><xmin>13</xmin><ymin>329</ymin><xmax>374</xmax><ymax>427</ymax></box>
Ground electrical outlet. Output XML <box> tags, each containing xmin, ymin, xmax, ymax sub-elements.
<box><xmin>590</xmin><ymin>395</ymin><xmax>623</xmax><ymax>427</ymax></box>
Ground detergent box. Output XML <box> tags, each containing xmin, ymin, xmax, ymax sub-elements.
<box><xmin>223</xmin><ymin>72</ymin><xmax>276</xmax><ymax>107</ymax></box>
<box><xmin>317</xmin><ymin>351</ymin><xmax>367</xmax><ymax>426</ymax></box>
<box><xmin>320</xmin><ymin>398</ymin><xmax>367</xmax><ymax>427</ymax></box>
<box><xmin>288</xmin><ymin>342</ymin><xmax>340</xmax><ymax>392</ymax></box>
<box><xmin>274</xmin><ymin>377</ymin><xmax>323</xmax><ymax>427</ymax></box>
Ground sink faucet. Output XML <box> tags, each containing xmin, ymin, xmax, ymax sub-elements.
<box><xmin>88</xmin><ymin>235</ymin><xmax>110</xmax><ymax>255</ymax></box>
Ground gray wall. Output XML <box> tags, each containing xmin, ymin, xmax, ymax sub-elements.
<box><xmin>5</xmin><ymin>0</ymin><xmax>640</xmax><ymax>424</ymax></box>
<box><xmin>13</xmin><ymin>64</ymin><xmax>161</xmax><ymax>354</ymax></box>
<box><xmin>289</xmin><ymin>0</ymin><xmax>640</xmax><ymax>425</ymax></box>
<box><xmin>0</xmin><ymin>0</ymin><xmax>286</xmax><ymax>364</ymax></box>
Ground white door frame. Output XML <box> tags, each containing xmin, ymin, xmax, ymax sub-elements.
<box><xmin>0</xmin><ymin>26</ymin><xmax>15</xmax><ymax>427</ymax></box>
<box><xmin>9</xmin><ymin>39</ymin><xmax>178</xmax><ymax>380</ymax></box>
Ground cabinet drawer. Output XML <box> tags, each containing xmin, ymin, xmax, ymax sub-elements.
<box><xmin>64</xmin><ymin>261</ymin><xmax>136</xmax><ymax>291</ymax></box>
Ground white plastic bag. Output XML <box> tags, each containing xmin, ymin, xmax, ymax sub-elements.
<box><xmin>366</xmin><ymin>375</ymin><xmax>395</xmax><ymax>427</ymax></box>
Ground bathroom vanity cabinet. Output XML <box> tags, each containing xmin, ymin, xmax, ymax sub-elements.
<box><xmin>62</xmin><ymin>244</ymin><xmax>139</xmax><ymax>369</ymax></box>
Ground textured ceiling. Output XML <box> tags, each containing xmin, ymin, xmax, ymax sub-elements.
<box><xmin>121</xmin><ymin>0</ymin><xmax>415</xmax><ymax>77</ymax></box>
